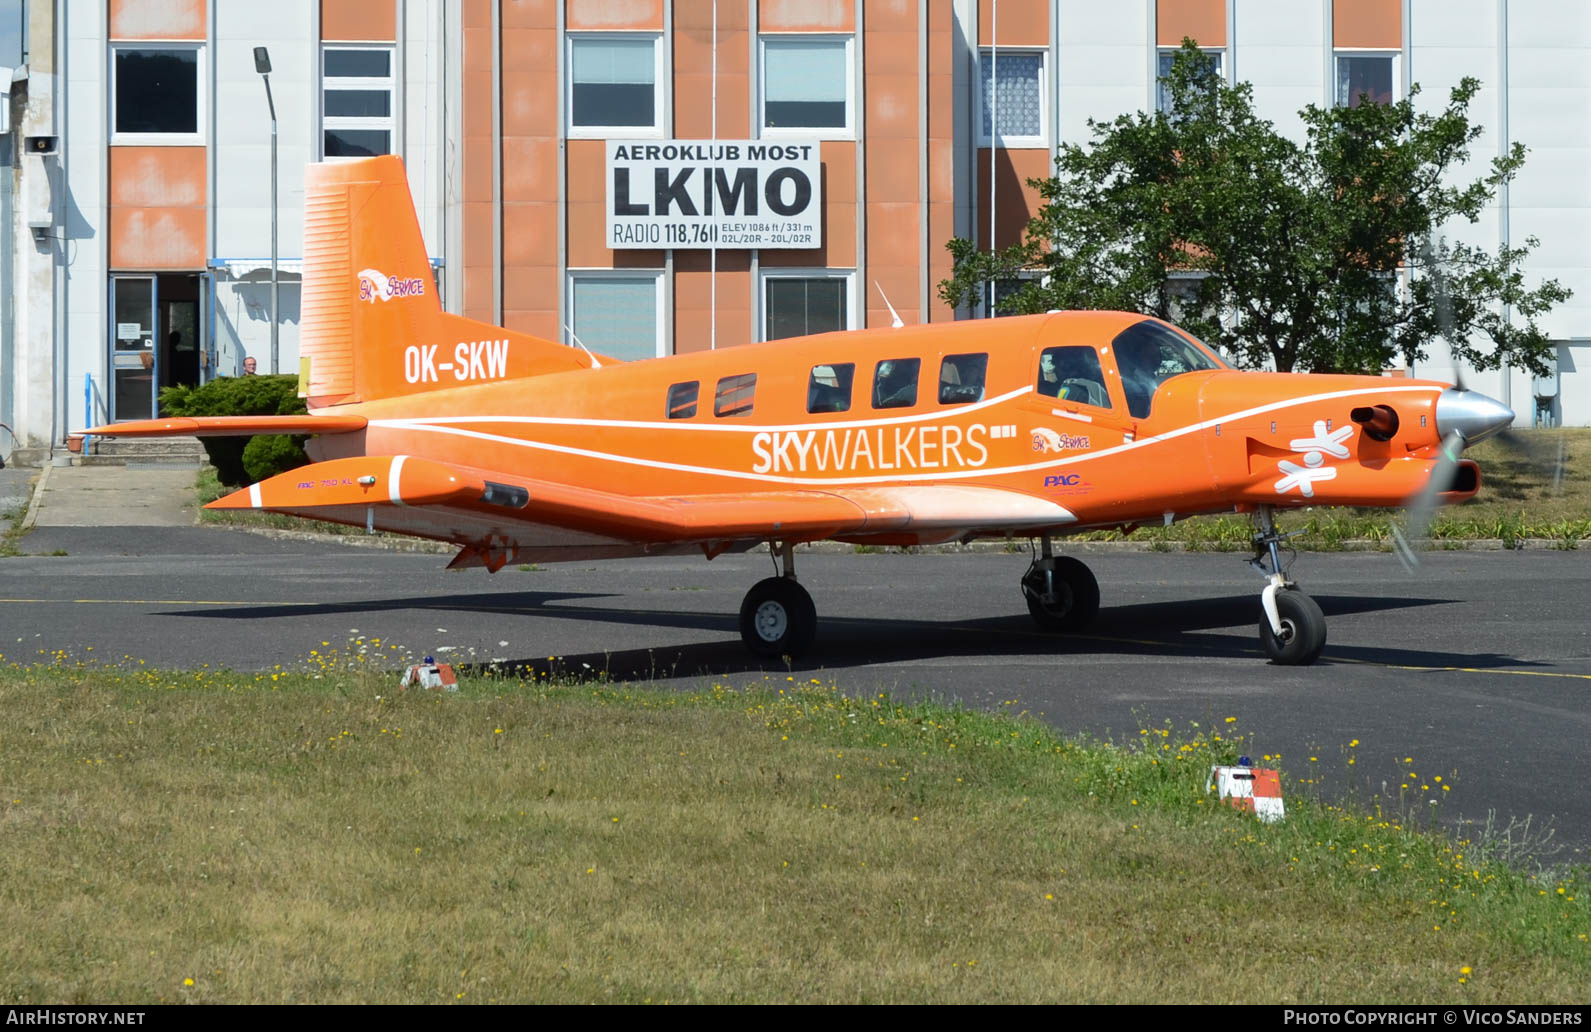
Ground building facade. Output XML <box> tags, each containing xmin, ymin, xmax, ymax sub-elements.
<box><xmin>2</xmin><ymin>0</ymin><xmax>1587</xmax><ymax>462</ymax></box>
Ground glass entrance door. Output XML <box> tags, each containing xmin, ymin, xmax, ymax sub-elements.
<box><xmin>111</xmin><ymin>276</ymin><xmax>158</xmax><ymax>421</ymax></box>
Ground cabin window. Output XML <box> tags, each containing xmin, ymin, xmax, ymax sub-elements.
<box><xmin>1036</xmin><ymin>346</ymin><xmax>1111</xmax><ymax>409</ymax></box>
<box><xmin>871</xmin><ymin>358</ymin><xmax>921</xmax><ymax>409</ymax></box>
<box><xmin>938</xmin><ymin>353</ymin><xmax>988</xmax><ymax>404</ymax></box>
<box><xmin>667</xmin><ymin>381</ymin><xmax>699</xmax><ymax>419</ymax></box>
<box><xmin>807</xmin><ymin>364</ymin><xmax>855</xmax><ymax>414</ymax></box>
<box><xmin>714</xmin><ymin>373</ymin><xmax>757</xmax><ymax>417</ymax></box>
<box><xmin>1111</xmin><ymin>320</ymin><xmax>1224</xmax><ymax>419</ymax></box>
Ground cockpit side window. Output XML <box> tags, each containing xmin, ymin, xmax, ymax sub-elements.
<box><xmin>1036</xmin><ymin>346</ymin><xmax>1111</xmax><ymax>410</ymax></box>
<box><xmin>939</xmin><ymin>353</ymin><xmax>988</xmax><ymax>404</ymax></box>
<box><xmin>872</xmin><ymin>358</ymin><xmax>921</xmax><ymax>409</ymax></box>
<box><xmin>1110</xmin><ymin>320</ymin><xmax>1223</xmax><ymax>419</ymax></box>
<box><xmin>807</xmin><ymin>363</ymin><xmax>856</xmax><ymax>414</ymax></box>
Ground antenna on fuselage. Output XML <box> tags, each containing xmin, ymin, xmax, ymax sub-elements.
<box><xmin>875</xmin><ymin>281</ymin><xmax>905</xmax><ymax>329</ymax></box>
<box><xmin>562</xmin><ymin>325</ymin><xmax>603</xmax><ymax>369</ymax></box>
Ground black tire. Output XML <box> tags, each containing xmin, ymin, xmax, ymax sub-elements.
<box><xmin>739</xmin><ymin>577</ymin><xmax>817</xmax><ymax>658</ymax></box>
<box><xmin>1021</xmin><ymin>556</ymin><xmax>1101</xmax><ymax>631</ymax></box>
<box><xmin>1259</xmin><ymin>589</ymin><xmax>1327</xmax><ymax>665</ymax></box>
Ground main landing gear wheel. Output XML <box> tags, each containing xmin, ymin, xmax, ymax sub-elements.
<box><xmin>739</xmin><ymin>577</ymin><xmax>817</xmax><ymax>658</ymax></box>
<box><xmin>1021</xmin><ymin>554</ymin><xmax>1100</xmax><ymax>631</ymax></box>
<box><xmin>1258</xmin><ymin>589</ymin><xmax>1327</xmax><ymax>666</ymax></box>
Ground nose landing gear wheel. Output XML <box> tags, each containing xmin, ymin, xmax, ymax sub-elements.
<box><xmin>1021</xmin><ymin>556</ymin><xmax>1100</xmax><ymax>631</ymax></box>
<box><xmin>739</xmin><ymin>577</ymin><xmax>817</xmax><ymax>658</ymax></box>
<box><xmin>1258</xmin><ymin>589</ymin><xmax>1327</xmax><ymax>665</ymax></box>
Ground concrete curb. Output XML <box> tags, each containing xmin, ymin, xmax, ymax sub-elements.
<box><xmin>20</xmin><ymin>464</ymin><xmax>49</xmax><ymax>532</ymax></box>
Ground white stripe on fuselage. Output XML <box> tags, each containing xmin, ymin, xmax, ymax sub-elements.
<box><xmin>367</xmin><ymin>384</ymin><xmax>1440</xmax><ymax>488</ymax></box>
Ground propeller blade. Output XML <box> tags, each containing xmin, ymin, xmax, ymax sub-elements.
<box><xmin>1394</xmin><ymin>429</ymin><xmax>1466</xmax><ymax>573</ymax></box>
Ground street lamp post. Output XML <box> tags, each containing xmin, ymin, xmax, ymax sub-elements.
<box><xmin>253</xmin><ymin>46</ymin><xmax>278</xmax><ymax>375</ymax></box>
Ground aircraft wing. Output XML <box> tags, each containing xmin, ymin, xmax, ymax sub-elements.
<box><xmin>83</xmin><ymin>415</ymin><xmax>367</xmax><ymax>438</ymax></box>
<box><xmin>210</xmin><ymin>456</ymin><xmax>1077</xmax><ymax>564</ymax></box>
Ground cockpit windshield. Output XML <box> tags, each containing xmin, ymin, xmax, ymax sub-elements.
<box><xmin>1111</xmin><ymin>320</ymin><xmax>1226</xmax><ymax>419</ymax></box>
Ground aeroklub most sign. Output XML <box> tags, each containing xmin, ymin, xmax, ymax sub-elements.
<box><xmin>606</xmin><ymin>140</ymin><xmax>822</xmax><ymax>250</ymax></box>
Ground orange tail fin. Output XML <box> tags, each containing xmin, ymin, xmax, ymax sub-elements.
<box><xmin>299</xmin><ymin>156</ymin><xmax>597</xmax><ymax>409</ymax></box>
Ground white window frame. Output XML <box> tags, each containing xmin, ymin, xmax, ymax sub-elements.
<box><xmin>566</xmin><ymin>268</ymin><xmax>667</xmax><ymax>359</ymax></box>
<box><xmin>1333</xmin><ymin>50</ymin><xmax>1401</xmax><ymax>108</ymax></box>
<box><xmin>757</xmin><ymin>268</ymin><xmax>858</xmax><ymax>342</ymax></box>
<box><xmin>320</xmin><ymin>43</ymin><xmax>397</xmax><ymax>161</ymax></box>
<box><xmin>1155</xmin><ymin>47</ymin><xmax>1224</xmax><ymax>116</ymax></box>
<box><xmin>109</xmin><ymin>42</ymin><xmax>206</xmax><ymax>145</ymax></box>
<box><xmin>566</xmin><ymin>33</ymin><xmax>666</xmax><ymax>139</ymax></box>
<box><xmin>757</xmin><ymin>34</ymin><xmax>856</xmax><ymax>141</ymax></box>
<box><xmin>978</xmin><ymin>48</ymin><xmax>1047</xmax><ymax>149</ymax></box>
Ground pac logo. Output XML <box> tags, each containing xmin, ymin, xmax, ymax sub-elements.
<box><xmin>357</xmin><ymin>268</ymin><xmax>427</xmax><ymax>304</ymax></box>
<box><xmin>1043</xmin><ymin>473</ymin><xmax>1085</xmax><ymax>488</ymax></box>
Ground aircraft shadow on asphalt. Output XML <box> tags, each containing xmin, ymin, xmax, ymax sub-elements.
<box><xmin>163</xmin><ymin>589</ymin><xmax>1542</xmax><ymax>682</ymax></box>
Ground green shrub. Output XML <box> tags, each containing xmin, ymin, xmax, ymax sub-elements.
<box><xmin>242</xmin><ymin>433</ymin><xmax>311</xmax><ymax>481</ymax></box>
<box><xmin>159</xmin><ymin>374</ymin><xmax>308</xmax><ymax>486</ymax></box>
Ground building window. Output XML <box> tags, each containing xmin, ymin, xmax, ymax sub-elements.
<box><xmin>569</xmin><ymin>35</ymin><xmax>662</xmax><ymax>135</ymax></box>
<box><xmin>323</xmin><ymin>45</ymin><xmax>395</xmax><ymax>158</ymax></box>
<box><xmin>1156</xmin><ymin>48</ymin><xmax>1224</xmax><ymax>116</ymax></box>
<box><xmin>760</xmin><ymin>37</ymin><xmax>853</xmax><ymax>136</ymax></box>
<box><xmin>1336</xmin><ymin>53</ymin><xmax>1396</xmax><ymax>108</ymax></box>
<box><xmin>979</xmin><ymin>50</ymin><xmax>1045</xmax><ymax>147</ymax></box>
<box><xmin>762</xmin><ymin>273</ymin><xmax>853</xmax><ymax>341</ymax></box>
<box><xmin>111</xmin><ymin>45</ymin><xmax>203</xmax><ymax>142</ymax></box>
<box><xmin>567</xmin><ymin>272</ymin><xmax>665</xmax><ymax>362</ymax></box>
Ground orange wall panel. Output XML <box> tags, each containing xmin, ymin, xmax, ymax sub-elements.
<box><xmin>321</xmin><ymin>0</ymin><xmax>395</xmax><ymax>42</ymax></box>
<box><xmin>759</xmin><ymin>0</ymin><xmax>854</xmax><ymax>33</ymax></box>
<box><xmin>675</xmin><ymin>251</ymin><xmax>751</xmax><ymax>353</ymax></box>
<box><xmin>109</xmin><ymin>208</ymin><xmax>206</xmax><ymax>270</ymax></box>
<box><xmin>110</xmin><ymin>147</ymin><xmax>205</xmax><ymax>208</ymax></box>
<box><xmin>503</xmin><ymin>202</ymin><xmax>560</xmax><ymax>271</ymax></box>
<box><xmin>1156</xmin><ymin>0</ymin><xmax>1226</xmax><ymax>48</ymax></box>
<box><xmin>566</xmin><ymin>0</ymin><xmax>664</xmax><ymax>31</ymax></box>
<box><xmin>109</xmin><ymin>146</ymin><xmax>206</xmax><ymax>269</ymax></box>
<box><xmin>1334</xmin><ymin>0</ymin><xmax>1401</xmax><ymax>49</ymax></box>
<box><xmin>977</xmin><ymin>0</ymin><xmax>1048</xmax><ymax>47</ymax></box>
<box><xmin>976</xmin><ymin>148</ymin><xmax>1046</xmax><ymax>250</ymax></box>
<box><xmin>110</xmin><ymin>0</ymin><xmax>204</xmax><ymax>40</ymax></box>
<box><xmin>461</xmin><ymin>0</ymin><xmax>494</xmax><ymax>323</ymax></box>
<box><xmin>674</xmin><ymin>0</ymin><xmax>749</xmax><ymax>138</ymax></box>
<box><xmin>501</xmin><ymin>136</ymin><xmax>559</xmax><ymax>203</ymax></box>
<box><xmin>503</xmin><ymin>0</ymin><xmax>558</xmax><ymax>29</ymax></box>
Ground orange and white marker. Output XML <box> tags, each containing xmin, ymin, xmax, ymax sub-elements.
<box><xmin>401</xmin><ymin>662</ymin><xmax>458</xmax><ymax>692</ymax></box>
<box><xmin>1208</xmin><ymin>765</ymin><xmax>1285</xmax><ymax>822</ymax></box>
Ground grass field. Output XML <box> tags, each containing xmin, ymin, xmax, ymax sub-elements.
<box><xmin>1</xmin><ymin>658</ymin><xmax>1584</xmax><ymax>1004</ymax></box>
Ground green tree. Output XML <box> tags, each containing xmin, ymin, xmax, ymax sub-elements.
<box><xmin>940</xmin><ymin>42</ymin><xmax>1569</xmax><ymax>374</ymax></box>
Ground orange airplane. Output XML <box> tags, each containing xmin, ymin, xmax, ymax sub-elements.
<box><xmin>88</xmin><ymin>156</ymin><xmax>1514</xmax><ymax>666</ymax></box>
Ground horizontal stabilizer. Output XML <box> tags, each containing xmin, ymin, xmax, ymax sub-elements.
<box><xmin>207</xmin><ymin>455</ymin><xmax>483</xmax><ymax>511</ymax></box>
<box><xmin>84</xmin><ymin>414</ymin><xmax>367</xmax><ymax>438</ymax></box>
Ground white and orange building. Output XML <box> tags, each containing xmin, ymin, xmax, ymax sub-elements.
<box><xmin>3</xmin><ymin>0</ymin><xmax>1587</xmax><ymax>460</ymax></box>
